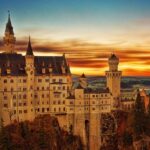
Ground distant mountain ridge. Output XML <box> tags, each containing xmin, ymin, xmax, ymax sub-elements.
<box><xmin>72</xmin><ymin>75</ymin><xmax>150</xmax><ymax>89</ymax></box>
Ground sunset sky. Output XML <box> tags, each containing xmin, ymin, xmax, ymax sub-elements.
<box><xmin>0</xmin><ymin>0</ymin><xmax>150</xmax><ymax>76</ymax></box>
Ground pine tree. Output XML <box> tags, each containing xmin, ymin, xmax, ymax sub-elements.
<box><xmin>146</xmin><ymin>98</ymin><xmax>150</xmax><ymax>136</ymax></box>
<box><xmin>133</xmin><ymin>91</ymin><xmax>146</xmax><ymax>138</ymax></box>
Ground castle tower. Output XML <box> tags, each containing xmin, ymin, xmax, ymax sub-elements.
<box><xmin>25</xmin><ymin>37</ymin><xmax>35</xmax><ymax>120</ymax></box>
<box><xmin>3</xmin><ymin>11</ymin><xmax>16</xmax><ymax>53</ymax></box>
<box><xmin>105</xmin><ymin>54</ymin><xmax>122</xmax><ymax>98</ymax></box>
<box><xmin>74</xmin><ymin>85</ymin><xmax>87</xmax><ymax>149</ymax></box>
<box><xmin>79</xmin><ymin>73</ymin><xmax>88</xmax><ymax>88</ymax></box>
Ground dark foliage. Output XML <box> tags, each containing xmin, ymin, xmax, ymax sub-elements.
<box><xmin>0</xmin><ymin>115</ymin><xmax>83</xmax><ymax>150</ymax></box>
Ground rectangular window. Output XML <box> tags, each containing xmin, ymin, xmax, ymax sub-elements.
<box><xmin>13</xmin><ymin>95</ymin><xmax>16</xmax><ymax>99</ymax></box>
<box><xmin>23</xmin><ymin>79</ymin><xmax>26</xmax><ymax>83</ymax></box>
<box><xmin>4</xmin><ymin>104</ymin><xmax>8</xmax><ymax>107</ymax></box>
<box><xmin>19</xmin><ymin>110</ymin><xmax>22</xmax><ymax>114</ymax></box>
<box><xmin>24</xmin><ymin>110</ymin><xmax>27</xmax><ymax>113</ymax></box>
<box><xmin>45</xmin><ymin>79</ymin><xmax>49</xmax><ymax>82</ymax></box>
<box><xmin>59</xmin><ymin>79</ymin><xmax>62</xmax><ymax>83</ymax></box>
<box><xmin>23</xmin><ymin>95</ymin><xmax>26</xmax><ymax>99</ymax></box>
<box><xmin>52</xmin><ymin>79</ymin><xmax>56</xmax><ymax>83</ymax></box>
<box><xmin>4</xmin><ymin>96</ymin><xmax>7</xmax><ymax>100</ymax></box>
<box><xmin>38</xmin><ymin>79</ymin><xmax>42</xmax><ymax>82</ymax></box>
<box><xmin>4</xmin><ymin>79</ymin><xmax>7</xmax><ymax>83</ymax></box>
<box><xmin>10</xmin><ymin>79</ymin><xmax>14</xmax><ymax>83</ymax></box>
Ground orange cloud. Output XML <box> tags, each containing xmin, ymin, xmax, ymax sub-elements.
<box><xmin>0</xmin><ymin>38</ymin><xmax>150</xmax><ymax>76</ymax></box>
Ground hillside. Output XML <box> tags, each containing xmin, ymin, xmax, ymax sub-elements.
<box><xmin>0</xmin><ymin>115</ymin><xmax>83</xmax><ymax>150</ymax></box>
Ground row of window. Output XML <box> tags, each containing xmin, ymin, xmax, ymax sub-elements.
<box><xmin>3</xmin><ymin>94</ymin><xmax>27</xmax><ymax>100</ymax></box>
<box><xmin>37</xmin><ymin>78</ymin><xmax>64</xmax><ymax>83</ymax></box>
<box><xmin>2</xmin><ymin>78</ymin><xmax>69</xmax><ymax>84</ymax></box>
<box><xmin>53</xmin><ymin>107</ymin><xmax>66</xmax><ymax>112</ymax></box>
<box><xmin>3</xmin><ymin>79</ymin><xmax>27</xmax><ymax>83</ymax></box>
<box><xmin>53</xmin><ymin>101</ymin><xmax>65</xmax><ymax>105</ymax></box>
<box><xmin>69</xmin><ymin>106</ymin><xmax>109</xmax><ymax>111</ymax></box>
<box><xmin>14</xmin><ymin>109</ymin><xmax>27</xmax><ymax>114</ymax></box>
<box><xmin>3</xmin><ymin>93</ymin><xmax>66</xmax><ymax>100</ymax></box>
<box><xmin>3</xmin><ymin>87</ymin><xmax>27</xmax><ymax>92</ymax></box>
<box><xmin>85</xmin><ymin>94</ymin><xmax>109</xmax><ymax>98</ymax></box>
<box><xmin>122</xmin><ymin>103</ymin><xmax>134</xmax><ymax>110</ymax></box>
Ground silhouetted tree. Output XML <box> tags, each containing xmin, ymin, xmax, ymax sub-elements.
<box><xmin>133</xmin><ymin>91</ymin><xmax>146</xmax><ymax>138</ymax></box>
<box><xmin>0</xmin><ymin>120</ymin><xmax>12</xmax><ymax>150</ymax></box>
<box><xmin>122</xmin><ymin>131</ymin><xmax>133</xmax><ymax>147</ymax></box>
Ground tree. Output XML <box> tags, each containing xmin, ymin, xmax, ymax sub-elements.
<box><xmin>122</xmin><ymin>131</ymin><xmax>133</xmax><ymax>147</ymax></box>
<box><xmin>145</xmin><ymin>99</ymin><xmax>150</xmax><ymax>136</ymax></box>
<box><xmin>133</xmin><ymin>91</ymin><xmax>146</xmax><ymax>138</ymax></box>
<box><xmin>0</xmin><ymin>120</ymin><xmax>12</xmax><ymax>150</ymax></box>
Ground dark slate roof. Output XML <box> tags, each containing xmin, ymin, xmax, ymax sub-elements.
<box><xmin>26</xmin><ymin>37</ymin><xmax>33</xmax><ymax>56</ymax></box>
<box><xmin>0</xmin><ymin>53</ymin><xmax>71</xmax><ymax>76</ymax></box>
<box><xmin>34</xmin><ymin>56</ymin><xmax>71</xmax><ymax>75</ymax></box>
<box><xmin>109</xmin><ymin>54</ymin><xmax>118</xmax><ymax>61</ymax></box>
<box><xmin>84</xmin><ymin>88</ymin><xmax>110</xmax><ymax>94</ymax></box>
<box><xmin>0</xmin><ymin>53</ymin><xmax>26</xmax><ymax>76</ymax></box>
<box><xmin>80</xmin><ymin>73</ymin><xmax>86</xmax><ymax>78</ymax></box>
<box><xmin>5</xmin><ymin>14</ymin><xmax>14</xmax><ymax>35</ymax></box>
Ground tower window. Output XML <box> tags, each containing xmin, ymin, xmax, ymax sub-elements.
<box><xmin>24</xmin><ymin>110</ymin><xmax>27</xmax><ymax>113</ymax></box>
<box><xmin>4</xmin><ymin>104</ymin><xmax>8</xmax><ymax>107</ymax></box>
<box><xmin>52</xmin><ymin>79</ymin><xmax>56</xmax><ymax>83</ymax></box>
<box><xmin>10</xmin><ymin>79</ymin><xmax>14</xmax><ymax>83</ymax></box>
<box><xmin>4</xmin><ymin>79</ymin><xmax>7</xmax><ymax>83</ymax></box>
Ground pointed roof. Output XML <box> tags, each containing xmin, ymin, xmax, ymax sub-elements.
<box><xmin>109</xmin><ymin>53</ymin><xmax>119</xmax><ymax>61</ymax></box>
<box><xmin>5</xmin><ymin>11</ymin><xmax>14</xmax><ymax>35</ymax></box>
<box><xmin>26</xmin><ymin>36</ymin><xmax>34</xmax><ymax>56</ymax></box>
<box><xmin>81</xmin><ymin>73</ymin><xmax>86</xmax><ymax>78</ymax></box>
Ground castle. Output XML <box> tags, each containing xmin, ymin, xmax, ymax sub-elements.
<box><xmin>0</xmin><ymin>14</ymin><xmax>137</xmax><ymax>150</ymax></box>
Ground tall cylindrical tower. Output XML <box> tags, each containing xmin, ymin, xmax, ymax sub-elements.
<box><xmin>105</xmin><ymin>54</ymin><xmax>122</xmax><ymax>98</ymax></box>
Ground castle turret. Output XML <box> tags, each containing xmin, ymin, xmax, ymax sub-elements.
<box><xmin>25</xmin><ymin>36</ymin><xmax>35</xmax><ymax>120</ymax></box>
<box><xmin>105</xmin><ymin>54</ymin><xmax>122</xmax><ymax>98</ymax></box>
<box><xmin>3</xmin><ymin>11</ymin><xmax>16</xmax><ymax>53</ymax></box>
<box><xmin>79</xmin><ymin>73</ymin><xmax>88</xmax><ymax>88</ymax></box>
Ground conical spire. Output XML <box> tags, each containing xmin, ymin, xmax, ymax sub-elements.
<box><xmin>81</xmin><ymin>73</ymin><xmax>86</xmax><ymax>78</ymax></box>
<box><xmin>5</xmin><ymin>11</ymin><xmax>14</xmax><ymax>35</ymax></box>
<box><xmin>26</xmin><ymin>36</ymin><xmax>34</xmax><ymax>56</ymax></box>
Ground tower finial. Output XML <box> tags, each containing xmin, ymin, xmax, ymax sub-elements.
<box><xmin>8</xmin><ymin>10</ymin><xmax>10</xmax><ymax>17</ymax></box>
<box><xmin>26</xmin><ymin>36</ymin><xmax>34</xmax><ymax>56</ymax></box>
<box><xmin>29</xmin><ymin>35</ymin><xmax>30</xmax><ymax>42</ymax></box>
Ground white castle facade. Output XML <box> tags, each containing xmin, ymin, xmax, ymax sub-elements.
<box><xmin>0</xmin><ymin>14</ymin><xmax>136</xmax><ymax>150</ymax></box>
